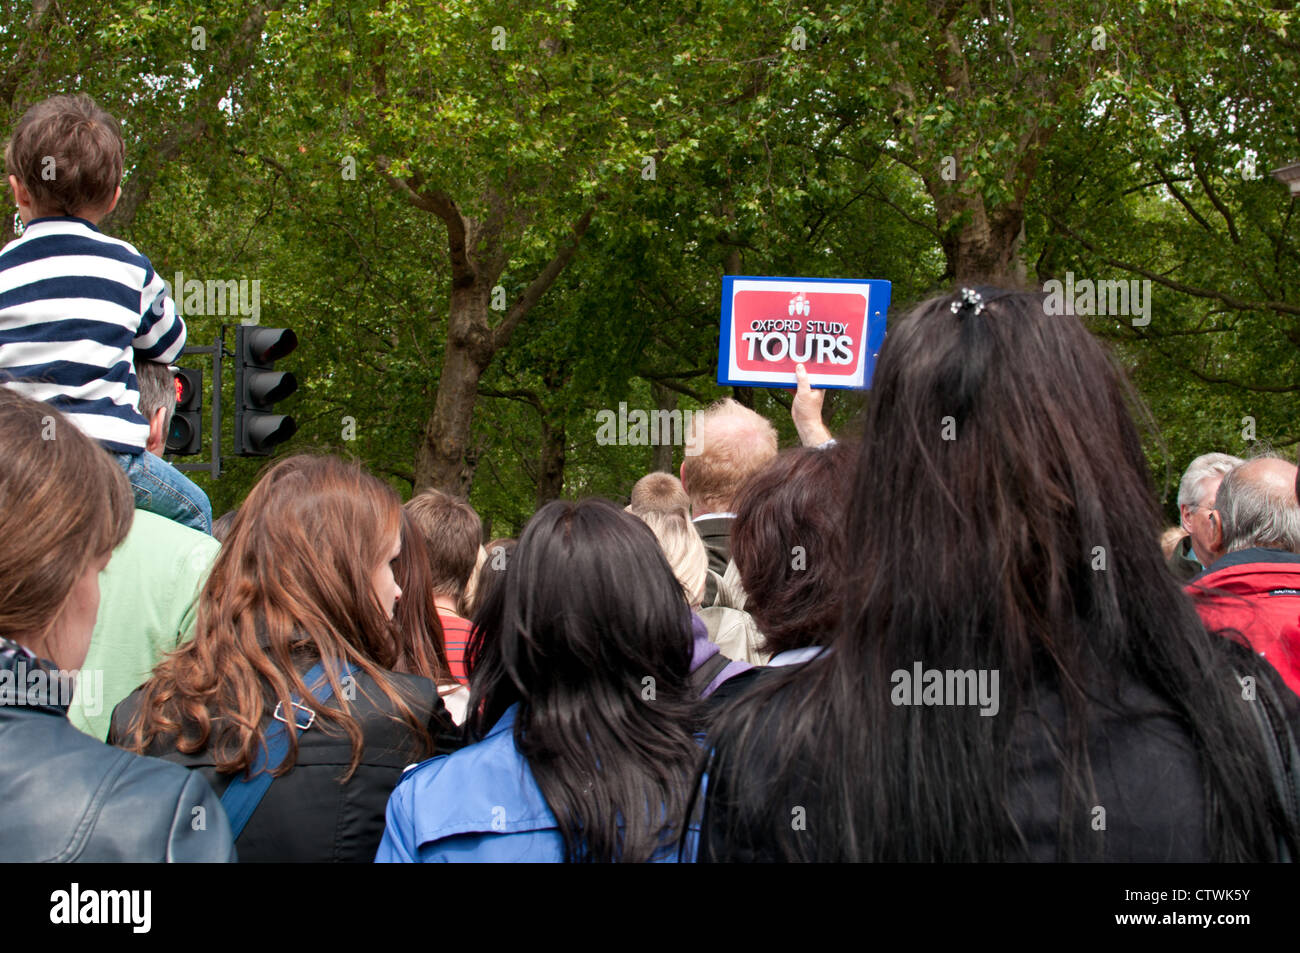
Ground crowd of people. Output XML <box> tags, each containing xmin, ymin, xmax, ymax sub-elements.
<box><xmin>1</xmin><ymin>95</ymin><xmax>1298</xmax><ymax>863</ymax></box>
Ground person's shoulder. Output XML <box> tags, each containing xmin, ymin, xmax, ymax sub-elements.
<box><xmin>389</xmin><ymin>714</ymin><xmax>556</xmax><ymax>843</ymax></box>
<box><xmin>1</xmin><ymin>709</ymin><xmax>230</xmax><ymax>861</ymax></box>
<box><xmin>107</xmin><ymin>686</ymin><xmax>150</xmax><ymax>747</ymax></box>
<box><xmin>693</xmin><ymin>515</ymin><xmax>735</xmax><ymax>536</ymax></box>
<box><xmin>395</xmin><ymin>709</ymin><xmax>521</xmax><ymax>794</ymax></box>
<box><xmin>436</xmin><ymin>613</ymin><xmax>474</xmax><ymax>634</ymax></box>
<box><xmin>1191</xmin><ymin>548</ymin><xmax>1300</xmax><ymax>587</ymax></box>
<box><xmin>361</xmin><ymin>669</ymin><xmax>437</xmax><ymax>709</ymax></box>
<box><xmin>703</xmin><ymin>665</ymin><xmax>766</xmax><ymax>706</ymax></box>
<box><xmin>78</xmin><ymin>225</ymin><xmax>152</xmax><ymax>263</ymax></box>
<box><xmin>112</xmin><ymin>510</ymin><xmax>220</xmax><ymax>570</ymax></box>
<box><xmin>701</xmin><ymin>662</ymin><xmax>815</xmax><ymax>748</ymax></box>
<box><xmin>347</xmin><ymin>669</ymin><xmax>442</xmax><ymax>743</ymax></box>
<box><xmin>93</xmin><ymin>744</ymin><xmax>233</xmax><ymax>861</ymax></box>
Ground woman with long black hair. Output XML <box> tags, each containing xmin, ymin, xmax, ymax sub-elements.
<box><xmin>700</xmin><ymin>287</ymin><xmax>1299</xmax><ymax>862</ymax></box>
<box><xmin>377</xmin><ymin>497</ymin><xmax>701</xmax><ymax>862</ymax></box>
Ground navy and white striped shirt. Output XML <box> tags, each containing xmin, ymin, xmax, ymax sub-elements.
<box><xmin>0</xmin><ymin>216</ymin><xmax>185</xmax><ymax>453</ymax></box>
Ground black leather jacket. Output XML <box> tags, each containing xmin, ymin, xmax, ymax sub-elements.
<box><xmin>110</xmin><ymin>662</ymin><xmax>463</xmax><ymax>862</ymax></box>
<box><xmin>0</xmin><ymin>638</ymin><xmax>235</xmax><ymax>862</ymax></box>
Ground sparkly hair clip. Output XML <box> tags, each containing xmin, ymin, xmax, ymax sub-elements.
<box><xmin>949</xmin><ymin>287</ymin><xmax>985</xmax><ymax>316</ymax></box>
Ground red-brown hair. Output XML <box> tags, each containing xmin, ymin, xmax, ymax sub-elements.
<box><xmin>730</xmin><ymin>444</ymin><xmax>854</xmax><ymax>657</ymax></box>
<box><xmin>391</xmin><ymin>509</ymin><xmax>453</xmax><ymax>685</ymax></box>
<box><xmin>124</xmin><ymin>454</ymin><xmax>432</xmax><ymax>777</ymax></box>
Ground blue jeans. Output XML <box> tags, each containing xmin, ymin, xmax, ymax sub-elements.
<box><xmin>113</xmin><ymin>451</ymin><xmax>213</xmax><ymax>535</ymax></box>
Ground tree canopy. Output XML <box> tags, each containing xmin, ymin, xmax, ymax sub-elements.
<box><xmin>3</xmin><ymin>0</ymin><xmax>1296</xmax><ymax>530</ymax></box>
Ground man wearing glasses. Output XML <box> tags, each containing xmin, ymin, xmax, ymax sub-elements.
<box><xmin>1168</xmin><ymin>452</ymin><xmax>1243</xmax><ymax>582</ymax></box>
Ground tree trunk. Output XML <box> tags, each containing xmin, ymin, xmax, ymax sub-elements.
<box><xmin>379</xmin><ymin>175</ymin><xmax>596</xmax><ymax>497</ymax></box>
<box><xmin>651</xmin><ymin>381</ymin><xmax>676</xmax><ymax>473</ymax></box>
<box><xmin>535</xmin><ymin>417</ymin><xmax>565</xmax><ymax>508</ymax></box>
<box><xmin>415</xmin><ymin>286</ymin><xmax>493</xmax><ymax>496</ymax></box>
<box><xmin>936</xmin><ymin>195</ymin><xmax>1028</xmax><ymax>285</ymax></box>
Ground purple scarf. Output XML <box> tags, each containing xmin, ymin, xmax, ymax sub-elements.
<box><xmin>688</xmin><ymin>612</ymin><xmax>752</xmax><ymax>697</ymax></box>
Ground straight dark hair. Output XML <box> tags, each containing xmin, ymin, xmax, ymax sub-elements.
<box><xmin>701</xmin><ymin>287</ymin><xmax>1293</xmax><ymax>862</ymax></box>
<box><xmin>465</xmin><ymin>498</ymin><xmax>699</xmax><ymax>862</ymax></box>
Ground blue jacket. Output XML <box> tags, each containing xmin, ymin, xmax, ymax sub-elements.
<box><xmin>375</xmin><ymin>703</ymin><xmax>698</xmax><ymax>862</ymax></box>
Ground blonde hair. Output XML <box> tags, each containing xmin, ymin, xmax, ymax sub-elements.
<box><xmin>1160</xmin><ymin>526</ymin><xmax>1187</xmax><ymax>561</ymax></box>
<box><xmin>628</xmin><ymin>505</ymin><xmax>709</xmax><ymax>608</ymax></box>
<box><xmin>679</xmin><ymin>398</ymin><xmax>778</xmax><ymax>512</ymax></box>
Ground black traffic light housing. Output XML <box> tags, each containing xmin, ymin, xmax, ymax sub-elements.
<box><xmin>233</xmin><ymin>326</ymin><xmax>298</xmax><ymax>456</ymax></box>
<box><xmin>165</xmin><ymin>367</ymin><xmax>203</xmax><ymax>455</ymax></box>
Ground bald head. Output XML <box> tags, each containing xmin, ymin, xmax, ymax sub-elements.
<box><xmin>1214</xmin><ymin>456</ymin><xmax>1300</xmax><ymax>556</ymax></box>
<box><xmin>1236</xmin><ymin>457</ymin><xmax>1297</xmax><ymax>495</ymax></box>
<box><xmin>679</xmin><ymin>398</ymin><xmax>778</xmax><ymax>515</ymax></box>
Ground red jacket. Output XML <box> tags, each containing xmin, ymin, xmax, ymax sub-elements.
<box><xmin>1186</xmin><ymin>548</ymin><xmax>1300</xmax><ymax>697</ymax></box>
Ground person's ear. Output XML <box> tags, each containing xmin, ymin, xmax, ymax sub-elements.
<box><xmin>104</xmin><ymin>185</ymin><xmax>121</xmax><ymax>215</ymax></box>
<box><xmin>1209</xmin><ymin>510</ymin><xmax>1224</xmax><ymax>555</ymax></box>
<box><xmin>144</xmin><ymin>405</ymin><xmax>167</xmax><ymax>456</ymax></box>
<box><xmin>1179</xmin><ymin>503</ymin><xmax>1193</xmax><ymax>535</ymax></box>
<box><xmin>8</xmin><ymin>174</ymin><xmax>30</xmax><ymax>210</ymax></box>
<box><xmin>679</xmin><ymin>461</ymin><xmax>688</xmax><ymax>495</ymax></box>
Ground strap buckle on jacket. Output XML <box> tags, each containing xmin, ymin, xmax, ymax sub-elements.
<box><xmin>272</xmin><ymin>699</ymin><xmax>316</xmax><ymax>731</ymax></box>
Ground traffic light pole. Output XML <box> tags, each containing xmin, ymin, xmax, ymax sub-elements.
<box><xmin>173</xmin><ymin>327</ymin><xmax>225</xmax><ymax>479</ymax></box>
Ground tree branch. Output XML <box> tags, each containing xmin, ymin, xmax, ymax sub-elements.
<box><xmin>375</xmin><ymin>156</ymin><xmax>474</xmax><ymax>287</ymax></box>
<box><xmin>1046</xmin><ymin>215</ymin><xmax>1300</xmax><ymax>316</ymax></box>
<box><xmin>493</xmin><ymin>203</ymin><xmax>598</xmax><ymax>351</ymax></box>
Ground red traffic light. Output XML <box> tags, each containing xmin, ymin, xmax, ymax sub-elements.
<box><xmin>171</xmin><ymin>368</ymin><xmax>203</xmax><ymax>411</ymax></box>
<box><xmin>166</xmin><ymin>367</ymin><xmax>203</xmax><ymax>455</ymax></box>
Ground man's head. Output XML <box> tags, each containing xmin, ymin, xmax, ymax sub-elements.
<box><xmin>1177</xmin><ymin>452</ymin><xmax>1243</xmax><ymax>566</ymax></box>
<box><xmin>1212</xmin><ymin>456</ymin><xmax>1300</xmax><ymax>558</ymax></box>
<box><xmin>404</xmin><ymin>489</ymin><xmax>484</xmax><ymax>616</ymax></box>
<box><xmin>5</xmin><ymin>94</ymin><xmax>124</xmax><ymax>222</ymax></box>
<box><xmin>679</xmin><ymin>398</ymin><xmax>778</xmax><ymax>516</ymax></box>
<box><xmin>134</xmin><ymin>360</ymin><xmax>177</xmax><ymax>457</ymax></box>
<box><xmin>627</xmin><ymin>471</ymin><xmax>690</xmax><ymax>516</ymax></box>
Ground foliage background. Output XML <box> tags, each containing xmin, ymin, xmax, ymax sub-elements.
<box><xmin>1</xmin><ymin>0</ymin><xmax>1296</xmax><ymax>533</ymax></box>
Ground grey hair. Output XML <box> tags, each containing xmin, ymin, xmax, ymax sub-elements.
<box><xmin>135</xmin><ymin>359</ymin><xmax>176</xmax><ymax>433</ymax></box>
<box><xmin>1177</xmin><ymin>452</ymin><xmax>1243</xmax><ymax>508</ymax></box>
<box><xmin>1214</xmin><ymin>457</ymin><xmax>1300</xmax><ymax>554</ymax></box>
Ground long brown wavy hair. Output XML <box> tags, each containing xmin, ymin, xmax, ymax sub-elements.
<box><xmin>123</xmin><ymin>454</ymin><xmax>433</xmax><ymax>778</ymax></box>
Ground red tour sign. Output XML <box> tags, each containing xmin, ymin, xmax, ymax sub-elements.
<box><xmin>717</xmin><ymin>276</ymin><xmax>890</xmax><ymax>389</ymax></box>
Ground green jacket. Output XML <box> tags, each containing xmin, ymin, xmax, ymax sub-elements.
<box><xmin>69</xmin><ymin>510</ymin><xmax>219</xmax><ymax>740</ymax></box>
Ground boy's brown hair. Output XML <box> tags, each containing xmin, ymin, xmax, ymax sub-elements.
<box><xmin>5</xmin><ymin>94</ymin><xmax>124</xmax><ymax>216</ymax></box>
<box><xmin>404</xmin><ymin>488</ymin><xmax>484</xmax><ymax>608</ymax></box>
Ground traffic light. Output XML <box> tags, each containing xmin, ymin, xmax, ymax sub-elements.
<box><xmin>166</xmin><ymin>367</ymin><xmax>203</xmax><ymax>455</ymax></box>
<box><xmin>233</xmin><ymin>326</ymin><xmax>298</xmax><ymax>456</ymax></box>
